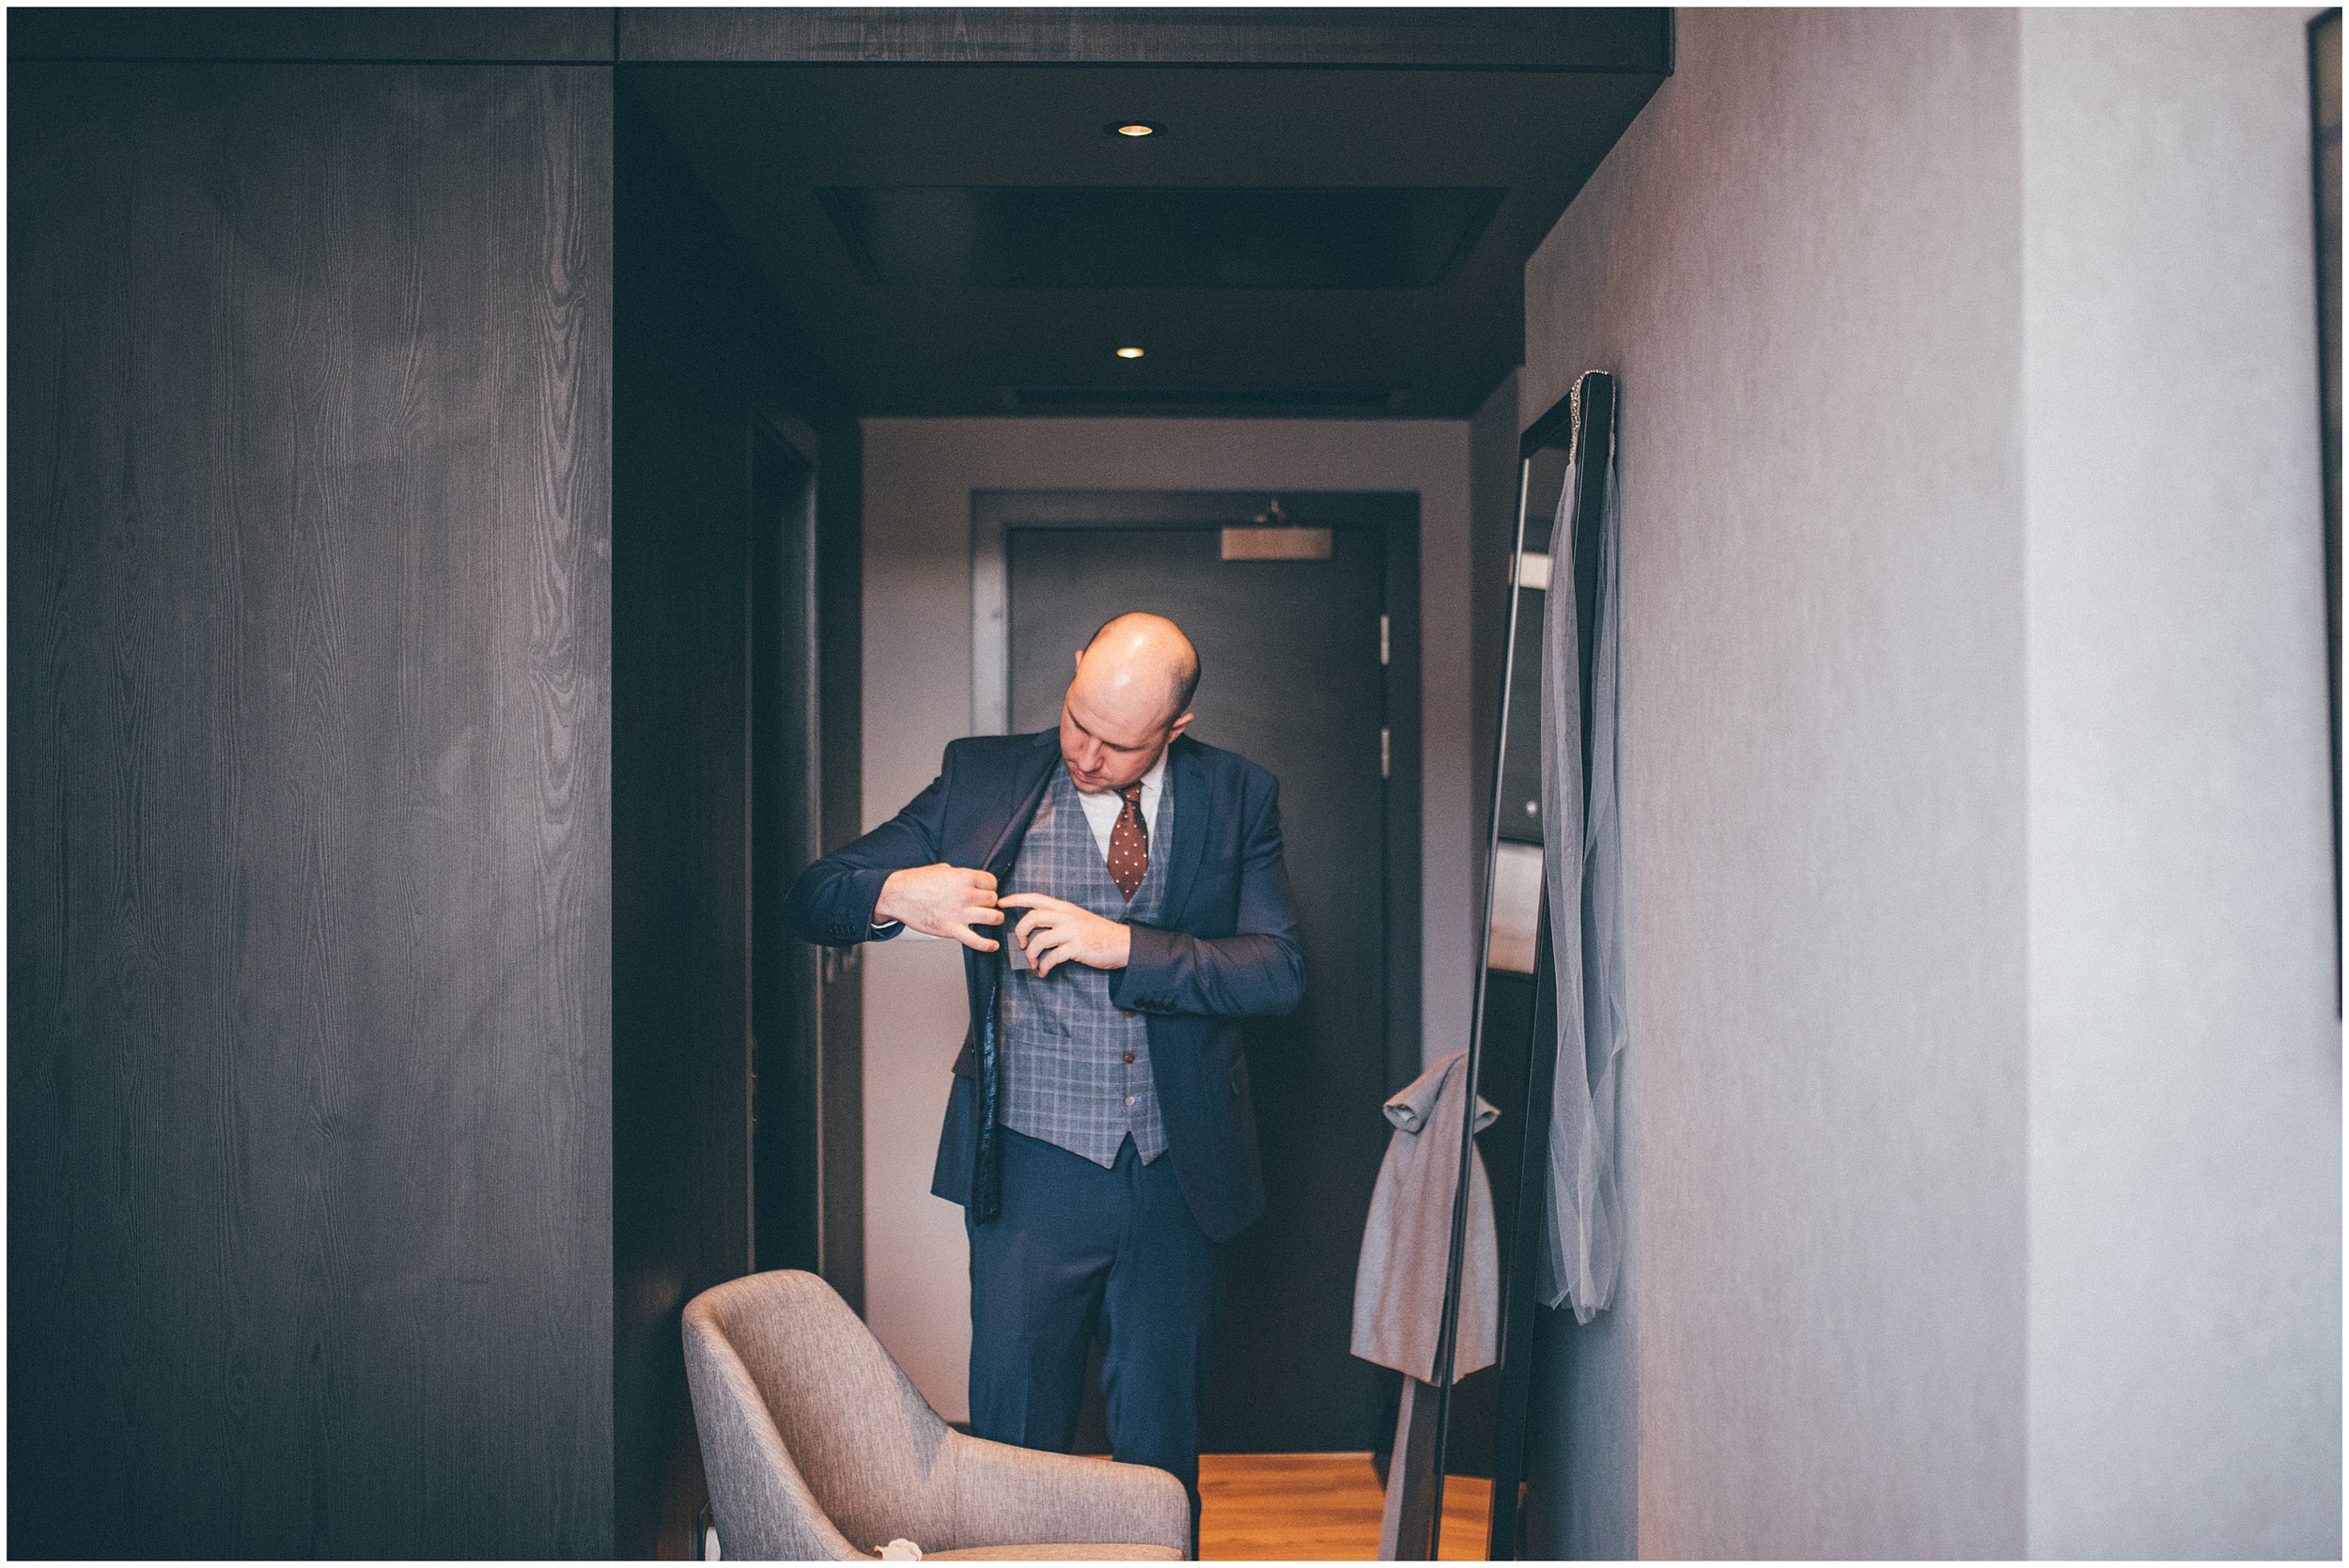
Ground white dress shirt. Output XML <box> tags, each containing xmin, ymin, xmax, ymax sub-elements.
<box><xmin>1072</xmin><ymin>746</ymin><xmax>1167</xmax><ymax>862</ymax></box>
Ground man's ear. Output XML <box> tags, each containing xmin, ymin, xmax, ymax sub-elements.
<box><xmin>1072</xmin><ymin>648</ymin><xmax>1085</xmax><ymax>674</ymax></box>
<box><xmin>1166</xmin><ymin>711</ymin><xmax>1195</xmax><ymax>744</ymax></box>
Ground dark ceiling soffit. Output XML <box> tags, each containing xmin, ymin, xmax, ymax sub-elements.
<box><xmin>820</xmin><ymin>186</ymin><xmax>1502</xmax><ymax>290</ymax></box>
<box><xmin>8</xmin><ymin>8</ymin><xmax>1674</xmax><ymax>73</ymax></box>
<box><xmin>8</xmin><ymin>7</ymin><xmax>618</xmax><ymax>62</ymax></box>
<box><xmin>618</xmin><ymin>7</ymin><xmax>1674</xmax><ymax>71</ymax></box>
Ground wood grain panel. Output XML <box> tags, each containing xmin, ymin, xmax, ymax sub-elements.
<box><xmin>8</xmin><ymin>7</ymin><xmax>614</xmax><ymax>61</ymax></box>
<box><xmin>8</xmin><ymin>61</ymin><xmax>613</xmax><ymax>1557</ymax></box>
<box><xmin>619</xmin><ymin>6</ymin><xmax>1671</xmax><ymax>70</ymax></box>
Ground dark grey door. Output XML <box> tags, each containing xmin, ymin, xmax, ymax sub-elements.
<box><xmin>1004</xmin><ymin>507</ymin><xmax>1403</xmax><ymax>1452</ymax></box>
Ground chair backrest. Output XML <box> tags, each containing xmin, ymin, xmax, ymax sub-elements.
<box><xmin>682</xmin><ymin>1269</ymin><xmax>956</xmax><ymax>1560</ymax></box>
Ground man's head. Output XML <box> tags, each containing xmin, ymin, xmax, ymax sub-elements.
<box><xmin>1058</xmin><ymin>612</ymin><xmax>1200</xmax><ymax>793</ymax></box>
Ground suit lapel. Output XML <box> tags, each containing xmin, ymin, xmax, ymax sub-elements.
<box><xmin>1158</xmin><ymin>738</ymin><xmax>1210</xmax><ymax>924</ymax></box>
<box><xmin>981</xmin><ymin>730</ymin><xmax>1062</xmax><ymax>877</ymax></box>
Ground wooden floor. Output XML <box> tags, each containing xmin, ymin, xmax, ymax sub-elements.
<box><xmin>1197</xmin><ymin>1452</ymin><xmax>1491</xmax><ymax>1561</ymax></box>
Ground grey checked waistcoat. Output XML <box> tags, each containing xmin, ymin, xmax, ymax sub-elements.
<box><xmin>998</xmin><ymin>765</ymin><xmax>1172</xmax><ymax>1166</ymax></box>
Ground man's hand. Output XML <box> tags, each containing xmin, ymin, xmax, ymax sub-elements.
<box><xmin>996</xmin><ymin>893</ymin><xmax>1132</xmax><ymax>978</ymax></box>
<box><xmin>875</xmin><ymin>863</ymin><xmax>1004</xmax><ymax>953</ymax></box>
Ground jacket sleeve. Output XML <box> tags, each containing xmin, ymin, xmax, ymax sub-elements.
<box><xmin>779</xmin><ymin>753</ymin><xmax>953</xmax><ymax>947</ymax></box>
<box><xmin>1111</xmin><ymin>768</ymin><xmax>1306</xmax><ymax>1019</ymax></box>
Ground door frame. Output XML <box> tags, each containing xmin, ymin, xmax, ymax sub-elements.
<box><xmin>969</xmin><ymin>487</ymin><xmax>1423</xmax><ymax>1094</ymax></box>
<box><xmin>748</xmin><ymin>406</ymin><xmax>863</xmax><ymax>1287</ymax></box>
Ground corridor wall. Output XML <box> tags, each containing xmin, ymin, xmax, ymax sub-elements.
<box><xmin>611</xmin><ymin>85</ymin><xmax>865</xmax><ymax>1561</ymax></box>
<box><xmin>1521</xmin><ymin>9</ymin><xmax>2028</xmax><ymax>1556</ymax></box>
<box><xmin>7</xmin><ymin>17</ymin><xmax>864</xmax><ymax>1560</ymax></box>
<box><xmin>1517</xmin><ymin>6</ymin><xmax>2338</xmax><ymax>1560</ymax></box>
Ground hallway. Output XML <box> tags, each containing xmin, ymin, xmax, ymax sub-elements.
<box><xmin>8</xmin><ymin>6</ymin><xmax>2339</xmax><ymax>1561</ymax></box>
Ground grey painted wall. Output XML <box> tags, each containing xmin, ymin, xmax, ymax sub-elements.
<box><xmin>1521</xmin><ymin>8</ymin><xmax>2031</xmax><ymax>1558</ymax></box>
<box><xmin>1517</xmin><ymin>6</ymin><xmax>2339</xmax><ymax>1560</ymax></box>
<box><xmin>854</xmin><ymin>416</ymin><xmax>1475</xmax><ymax>1418</ymax></box>
<box><xmin>2020</xmin><ymin>9</ymin><xmax>2341</xmax><ymax>1559</ymax></box>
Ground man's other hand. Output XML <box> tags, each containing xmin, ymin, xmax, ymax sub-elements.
<box><xmin>997</xmin><ymin>893</ymin><xmax>1132</xmax><ymax>977</ymax></box>
<box><xmin>875</xmin><ymin>863</ymin><xmax>1004</xmax><ymax>952</ymax></box>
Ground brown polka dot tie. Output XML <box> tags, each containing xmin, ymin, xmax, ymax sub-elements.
<box><xmin>1108</xmin><ymin>783</ymin><xmax>1149</xmax><ymax>900</ymax></box>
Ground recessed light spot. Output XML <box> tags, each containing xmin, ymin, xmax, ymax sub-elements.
<box><xmin>1109</xmin><ymin>122</ymin><xmax>1163</xmax><ymax>138</ymax></box>
<box><xmin>1115</xmin><ymin>346</ymin><xmax>1145</xmax><ymax>360</ymax></box>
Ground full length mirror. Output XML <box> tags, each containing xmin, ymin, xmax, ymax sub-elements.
<box><xmin>1423</xmin><ymin>372</ymin><xmax>1620</xmax><ymax>1560</ymax></box>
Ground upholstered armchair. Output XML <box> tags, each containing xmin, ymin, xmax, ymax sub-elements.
<box><xmin>682</xmin><ymin>1270</ymin><xmax>1190</xmax><ymax>1560</ymax></box>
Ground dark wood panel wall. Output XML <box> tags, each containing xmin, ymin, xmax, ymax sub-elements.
<box><xmin>611</xmin><ymin>83</ymin><xmax>863</xmax><ymax>1562</ymax></box>
<box><xmin>8</xmin><ymin>59</ymin><xmax>614</xmax><ymax>1558</ymax></box>
<box><xmin>8</xmin><ymin>20</ymin><xmax>860</xmax><ymax>1561</ymax></box>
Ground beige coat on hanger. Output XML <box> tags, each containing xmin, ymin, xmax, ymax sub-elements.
<box><xmin>1348</xmin><ymin>1049</ymin><xmax>1501</xmax><ymax>1385</ymax></box>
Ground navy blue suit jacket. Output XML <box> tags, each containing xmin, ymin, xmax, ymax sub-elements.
<box><xmin>781</xmin><ymin>729</ymin><xmax>1304</xmax><ymax>1243</ymax></box>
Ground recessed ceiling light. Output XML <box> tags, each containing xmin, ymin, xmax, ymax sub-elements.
<box><xmin>1115</xmin><ymin>346</ymin><xmax>1145</xmax><ymax>359</ymax></box>
<box><xmin>1109</xmin><ymin>122</ymin><xmax>1162</xmax><ymax>138</ymax></box>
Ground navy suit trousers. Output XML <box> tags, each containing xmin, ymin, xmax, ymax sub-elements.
<box><xmin>965</xmin><ymin>1127</ymin><xmax>1222</xmax><ymax>1537</ymax></box>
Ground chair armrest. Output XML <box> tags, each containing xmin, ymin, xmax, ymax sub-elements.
<box><xmin>933</xmin><ymin>1430</ymin><xmax>1190</xmax><ymax>1553</ymax></box>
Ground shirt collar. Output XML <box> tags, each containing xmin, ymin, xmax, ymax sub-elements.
<box><xmin>1137</xmin><ymin>743</ymin><xmax>1169</xmax><ymax>802</ymax></box>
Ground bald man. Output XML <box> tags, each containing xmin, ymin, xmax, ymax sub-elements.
<box><xmin>783</xmin><ymin>613</ymin><xmax>1304</xmax><ymax>1531</ymax></box>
